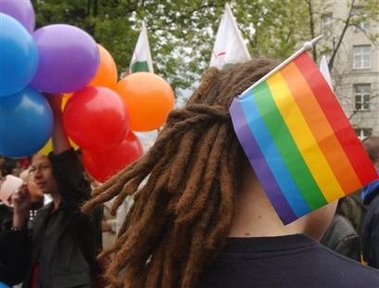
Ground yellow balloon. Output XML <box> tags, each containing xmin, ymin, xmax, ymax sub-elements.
<box><xmin>38</xmin><ymin>138</ymin><xmax>53</xmax><ymax>156</ymax></box>
<box><xmin>38</xmin><ymin>138</ymin><xmax>79</xmax><ymax>156</ymax></box>
<box><xmin>62</xmin><ymin>94</ymin><xmax>71</xmax><ymax>110</ymax></box>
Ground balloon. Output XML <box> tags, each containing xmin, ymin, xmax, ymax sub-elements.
<box><xmin>39</xmin><ymin>137</ymin><xmax>79</xmax><ymax>156</ymax></box>
<box><xmin>115</xmin><ymin>72</ymin><xmax>175</xmax><ymax>131</ymax></box>
<box><xmin>0</xmin><ymin>86</ymin><xmax>53</xmax><ymax>158</ymax></box>
<box><xmin>0</xmin><ymin>282</ymin><xmax>10</xmax><ymax>288</ymax></box>
<box><xmin>31</xmin><ymin>24</ymin><xmax>100</xmax><ymax>94</ymax></box>
<box><xmin>61</xmin><ymin>93</ymin><xmax>72</xmax><ymax>110</ymax></box>
<box><xmin>82</xmin><ymin>132</ymin><xmax>143</xmax><ymax>183</ymax></box>
<box><xmin>88</xmin><ymin>44</ymin><xmax>118</xmax><ymax>89</ymax></box>
<box><xmin>63</xmin><ymin>86</ymin><xmax>130</xmax><ymax>151</ymax></box>
<box><xmin>0</xmin><ymin>13</ymin><xmax>38</xmax><ymax>96</ymax></box>
<box><xmin>0</xmin><ymin>0</ymin><xmax>35</xmax><ymax>33</ymax></box>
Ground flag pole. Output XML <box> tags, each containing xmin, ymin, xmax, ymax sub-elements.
<box><xmin>238</xmin><ymin>35</ymin><xmax>323</xmax><ymax>99</ymax></box>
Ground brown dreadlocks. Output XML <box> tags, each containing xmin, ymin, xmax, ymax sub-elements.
<box><xmin>82</xmin><ymin>57</ymin><xmax>278</xmax><ymax>288</ymax></box>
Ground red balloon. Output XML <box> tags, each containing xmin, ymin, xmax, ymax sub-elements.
<box><xmin>82</xmin><ymin>132</ymin><xmax>143</xmax><ymax>183</ymax></box>
<box><xmin>63</xmin><ymin>86</ymin><xmax>130</xmax><ymax>150</ymax></box>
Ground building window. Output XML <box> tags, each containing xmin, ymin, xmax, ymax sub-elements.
<box><xmin>321</xmin><ymin>13</ymin><xmax>333</xmax><ymax>37</ymax></box>
<box><xmin>353</xmin><ymin>45</ymin><xmax>371</xmax><ymax>69</ymax></box>
<box><xmin>354</xmin><ymin>84</ymin><xmax>371</xmax><ymax>111</ymax></box>
<box><xmin>355</xmin><ymin>128</ymin><xmax>372</xmax><ymax>140</ymax></box>
<box><xmin>357</xmin><ymin>20</ymin><xmax>370</xmax><ymax>31</ymax></box>
<box><xmin>352</xmin><ymin>5</ymin><xmax>370</xmax><ymax>32</ymax></box>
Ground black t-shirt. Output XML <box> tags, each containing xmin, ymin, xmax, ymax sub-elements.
<box><xmin>199</xmin><ymin>234</ymin><xmax>379</xmax><ymax>288</ymax></box>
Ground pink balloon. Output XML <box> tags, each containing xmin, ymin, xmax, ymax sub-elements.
<box><xmin>82</xmin><ymin>132</ymin><xmax>143</xmax><ymax>182</ymax></box>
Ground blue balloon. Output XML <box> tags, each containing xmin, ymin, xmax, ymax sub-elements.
<box><xmin>0</xmin><ymin>282</ymin><xmax>10</xmax><ymax>288</ymax></box>
<box><xmin>0</xmin><ymin>12</ymin><xmax>38</xmax><ymax>96</ymax></box>
<box><xmin>0</xmin><ymin>86</ymin><xmax>53</xmax><ymax>158</ymax></box>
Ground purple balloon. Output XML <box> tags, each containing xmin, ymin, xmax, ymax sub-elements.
<box><xmin>31</xmin><ymin>24</ymin><xmax>100</xmax><ymax>94</ymax></box>
<box><xmin>0</xmin><ymin>0</ymin><xmax>35</xmax><ymax>33</ymax></box>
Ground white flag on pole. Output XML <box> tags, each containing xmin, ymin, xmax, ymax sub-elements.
<box><xmin>209</xmin><ymin>3</ymin><xmax>251</xmax><ymax>69</ymax></box>
<box><xmin>319</xmin><ymin>55</ymin><xmax>333</xmax><ymax>91</ymax></box>
<box><xmin>129</xmin><ymin>21</ymin><xmax>154</xmax><ymax>73</ymax></box>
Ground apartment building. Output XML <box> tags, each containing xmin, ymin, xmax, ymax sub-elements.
<box><xmin>317</xmin><ymin>0</ymin><xmax>379</xmax><ymax>139</ymax></box>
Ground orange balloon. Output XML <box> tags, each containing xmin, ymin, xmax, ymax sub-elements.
<box><xmin>115</xmin><ymin>72</ymin><xmax>175</xmax><ymax>131</ymax></box>
<box><xmin>88</xmin><ymin>44</ymin><xmax>118</xmax><ymax>89</ymax></box>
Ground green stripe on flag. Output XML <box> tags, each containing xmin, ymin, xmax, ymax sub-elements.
<box><xmin>130</xmin><ymin>61</ymin><xmax>149</xmax><ymax>73</ymax></box>
<box><xmin>254</xmin><ymin>82</ymin><xmax>326</xmax><ymax>209</ymax></box>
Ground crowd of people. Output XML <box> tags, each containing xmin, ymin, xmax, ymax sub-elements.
<box><xmin>0</xmin><ymin>58</ymin><xmax>379</xmax><ymax>287</ymax></box>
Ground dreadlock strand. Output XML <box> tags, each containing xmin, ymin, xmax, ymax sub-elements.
<box><xmin>110</xmin><ymin>159</ymin><xmax>174</xmax><ymax>272</ymax></box>
<box><xmin>114</xmin><ymin>185</ymin><xmax>154</xmax><ymax>239</ymax></box>
<box><xmin>181</xmin><ymin>192</ymin><xmax>218</xmax><ymax>287</ymax></box>
<box><xmin>186</xmin><ymin>104</ymin><xmax>229</xmax><ymax>120</ymax></box>
<box><xmin>107</xmin><ymin>214</ymin><xmax>165</xmax><ymax>285</ymax></box>
<box><xmin>109</xmin><ymin>175</ymin><xmax>145</xmax><ymax>215</ymax></box>
<box><xmin>167</xmin><ymin>130</ymin><xmax>199</xmax><ymax>192</ymax></box>
<box><xmin>82</xmin><ymin>162</ymin><xmax>141</xmax><ymax>213</ymax></box>
<box><xmin>175</xmin><ymin>124</ymin><xmax>219</xmax><ymax>220</ymax></box>
<box><xmin>206</xmin><ymin>134</ymin><xmax>245</xmax><ymax>251</ymax></box>
<box><xmin>160</xmin><ymin>225</ymin><xmax>185</xmax><ymax>288</ymax></box>
<box><xmin>114</xmin><ymin>151</ymin><xmax>173</xmax><ymax>239</ymax></box>
<box><xmin>144</xmin><ymin>235</ymin><xmax>173</xmax><ymax>287</ymax></box>
<box><xmin>106</xmin><ymin>194</ymin><xmax>162</xmax><ymax>275</ymax></box>
<box><xmin>166</xmin><ymin>104</ymin><xmax>228</xmax><ymax>194</ymax></box>
<box><xmin>178</xmin><ymin>125</ymin><xmax>232</xmax><ymax>223</ymax></box>
<box><xmin>90</xmin><ymin>161</ymin><xmax>138</xmax><ymax>196</ymax></box>
<box><xmin>186</xmin><ymin>68</ymin><xmax>219</xmax><ymax>104</ymax></box>
<box><xmin>207</xmin><ymin>155</ymin><xmax>235</xmax><ymax>250</ymax></box>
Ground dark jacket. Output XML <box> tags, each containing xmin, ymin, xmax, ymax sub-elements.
<box><xmin>8</xmin><ymin>149</ymin><xmax>101</xmax><ymax>288</ymax></box>
<box><xmin>0</xmin><ymin>204</ymin><xmax>13</xmax><ymax>232</ymax></box>
<box><xmin>321</xmin><ymin>213</ymin><xmax>361</xmax><ymax>261</ymax></box>
<box><xmin>0</xmin><ymin>229</ymin><xmax>29</xmax><ymax>285</ymax></box>
<box><xmin>362</xmin><ymin>176</ymin><xmax>379</xmax><ymax>268</ymax></box>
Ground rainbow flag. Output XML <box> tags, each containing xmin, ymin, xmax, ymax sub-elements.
<box><xmin>230</xmin><ymin>51</ymin><xmax>378</xmax><ymax>224</ymax></box>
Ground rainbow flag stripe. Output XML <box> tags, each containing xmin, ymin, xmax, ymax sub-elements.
<box><xmin>230</xmin><ymin>52</ymin><xmax>378</xmax><ymax>224</ymax></box>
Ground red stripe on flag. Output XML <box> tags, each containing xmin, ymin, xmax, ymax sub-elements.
<box><xmin>294</xmin><ymin>53</ymin><xmax>377</xmax><ymax>186</ymax></box>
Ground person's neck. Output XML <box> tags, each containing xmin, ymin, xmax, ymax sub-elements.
<box><xmin>229</xmin><ymin>172</ymin><xmax>306</xmax><ymax>238</ymax></box>
<box><xmin>30</xmin><ymin>198</ymin><xmax>44</xmax><ymax>210</ymax></box>
<box><xmin>50</xmin><ymin>191</ymin><xmax>62</xmax><ymax>211</ymax></box>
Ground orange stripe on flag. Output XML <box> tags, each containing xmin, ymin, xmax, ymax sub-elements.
<box><xmin>294</xmin><ymin>53</ymin><xmax>377</xmax><ymax>186</ymax></box>
<box><xmin>281</xmin><ymin>62</ymin><xmax>362</xmax><ymax>194</ymax></box>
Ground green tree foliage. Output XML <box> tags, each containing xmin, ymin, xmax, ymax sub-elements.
<box><xmin>30</xmin><ymin>0</ymin><xmax>377</xmax><ymax>100</ymax></box>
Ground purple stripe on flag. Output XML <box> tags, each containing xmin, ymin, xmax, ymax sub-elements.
<box><xmin>230</xmin><ymin>98</ymin><xmax>297</xmax><ymax>224</ymax></box>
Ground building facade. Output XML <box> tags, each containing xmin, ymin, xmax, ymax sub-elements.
<box><xmin>317</xmin><ymin>0</ymin><xmax>379</xmax><ymax>139</ymax></box>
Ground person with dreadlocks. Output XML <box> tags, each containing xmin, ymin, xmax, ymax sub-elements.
<box><xmin>83</xmin><ymin>57</ymin><xmax>379</xmax><ymax>288</ymax></box>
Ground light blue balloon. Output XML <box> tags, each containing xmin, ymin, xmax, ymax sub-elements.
<box><xmin>0</xmin><ymin>12</ymin><xmax>38</xmax><ymax>96</ymax></box>
<box><xmin>0</xmin><ymin>282</ymin><xmax>10</xmax><ymax>288</ymax></box>
<box><xmin>0</xmin><ymin>86</ymin><xmax>53</xmax><ymax>158</ymax></box>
